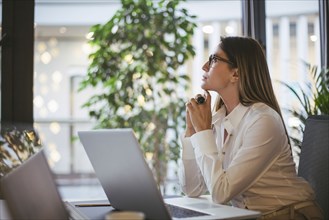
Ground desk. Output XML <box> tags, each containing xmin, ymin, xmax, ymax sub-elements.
<box><xmin>67</xmin><ymin>200</ymin><xmax>113</xmax><ymax>220</ymax></box>
<box><xmin>67</xmin><ymin>196</ymin><xmax>261</xmax><ymax>220</ymax></box>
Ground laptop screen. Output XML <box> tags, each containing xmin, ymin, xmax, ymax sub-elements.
<box><xmin>78</xmin><ymin>129</ymin><xmax>172</xmax><ymax>220</ymax></box>
<box><xmin>1</xmin><ymin>150</ymin><xmax>70</xmax><ymax>220</ymax></box>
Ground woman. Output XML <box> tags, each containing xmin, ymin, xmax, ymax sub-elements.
<box><xmin>180</xmin><ymin>36</ymin><xmax>323</xmax><ymax>219</ymax></box>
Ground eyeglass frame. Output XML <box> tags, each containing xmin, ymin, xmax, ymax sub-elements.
<box><xmin>208</xmin><ymin>54</ymin><xmax>236</xmax><ymax>68</ymax></box>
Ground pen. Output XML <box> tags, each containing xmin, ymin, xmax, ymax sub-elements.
<box><xmin>75</xmin><ymin>203</ymin><xmax>112</xmax><ymax>207</ymax></box>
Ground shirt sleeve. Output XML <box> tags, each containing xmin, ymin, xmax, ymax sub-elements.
<box><xmin>190</xmin><ymin>115</ymin><xmax>285</xmax><ymax>204</ymax></box>
<box><xmin>179</xmin><ymin>135</ymin><xmax>208</xmax><ymax>197</ymax></box>
<box><xmin>190</xmin><ymin>130</ymin><xmax>227</xmax><ymax>203</ymax></box>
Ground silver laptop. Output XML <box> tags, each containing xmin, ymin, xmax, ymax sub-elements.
<box><xmin>78</xmin><ymin>129</ymin><xmax>260</xmax><ymax>220</ymax></box>
<box><xmin>1</xmin><ymin>149</ymin><xmax>87</xmax><ymax>220</ymax></box>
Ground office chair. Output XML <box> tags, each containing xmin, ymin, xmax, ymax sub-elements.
<box><xmin>298</xmin><ymin>115</ymin><xmax>329</xmax><ymax>219</ymax></box>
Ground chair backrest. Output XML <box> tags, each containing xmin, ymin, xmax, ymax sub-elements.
<box><xmin>298</xmin><ymin>115</ymin><xmax>329</xmax><ymax>219</ymax></box>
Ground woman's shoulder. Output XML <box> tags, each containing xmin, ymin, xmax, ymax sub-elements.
<box><xmin>244</xmin><ymin>103</ymin><xmax>285</xmax><ymax>133</ymax></box>
<box><xmin>250</xmin><ymin>102</ymin><xmax>278</xmax><ymax>113</ymax></box>
<box><xmin>248</xmin><ymin>102</ymin><xmax>281</xmax><ymax>121</ymax></box>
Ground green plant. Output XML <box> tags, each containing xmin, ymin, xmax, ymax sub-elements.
<box><xmin>79</xmin><ymin>0</ymin><xmax>196</xmax><ymax>191</ymax></box>
<box><xmin>0</xmin><ymin>126</ymin><xmax>41</xmax><ymax>177</ymax></box>
<box><xmin>0</xmin><ymin>125</ymin><xmax>42</xmax><ymax>197</ymax></box>
<box><xmin>281</xmin><ymin>63</ymin><xmax>329</xmax><ymax>148</ymax></box>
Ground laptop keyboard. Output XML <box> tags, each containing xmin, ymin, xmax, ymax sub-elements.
<box><xmin>166</xmin><ymin>203</ymin><xmax>210</xmax><ymax>218</ymax></box>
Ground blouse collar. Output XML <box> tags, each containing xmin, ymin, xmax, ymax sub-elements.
<box><xmin>212</xmin><ymin>103</ymin><xmax>250</xmax><ymax>134</ymax></box>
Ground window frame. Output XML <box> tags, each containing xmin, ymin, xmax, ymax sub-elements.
<box><xmin>1</xmin><ymin>0</ymin><xmax>34</xmax><ymax>123</ymax></box>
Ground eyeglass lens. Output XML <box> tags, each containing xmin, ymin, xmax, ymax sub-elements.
<box><xmin>208</xmin><ymin>54</ymin><xmax>234</xmax><ymax>67</ymax></box>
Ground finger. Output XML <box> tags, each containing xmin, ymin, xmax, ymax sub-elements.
<box><xmin>189</xmin><ymin>98</ymin><xmax>198</xmax><ymax>108</ymax></box>
<box><xmin>189</xmin><ymin>97</ymin><xmax>198</xmax><ymax>105</ymax></box>
<box><xmin>185</xmin><ymin>100</ymin><xmax>194</xmax><ymax>111</ymax></box>
<box><xmin>186</xmin><ymin>109</ymin><xmax>192</xmax><ymax>122</ymax></box>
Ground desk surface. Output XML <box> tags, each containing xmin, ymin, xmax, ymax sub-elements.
<box><xmin>2</xmin><ymin>198</ymin><xmax>260</xmax><ymax>220</ymax></box>
<box><xmin>68</xmin><ymin>199</ymin><xmax>113</xmax><ymax>220</ymax></box>
<box><xmin>67</xmin><ymin>196</ymin><xmax>261</xmax><ymax>220</ymax></box>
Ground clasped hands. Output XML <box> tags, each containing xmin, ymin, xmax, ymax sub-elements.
<box><xmin>185</xmin><ymin>90</ymin><xmax>212</xmax><ymax>137</ymax></box>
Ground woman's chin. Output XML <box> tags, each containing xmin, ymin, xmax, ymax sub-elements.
<box><xmin>201</xmin><ymin>84</ymin><xmax>208</xmax><ymax>90</ymax></box>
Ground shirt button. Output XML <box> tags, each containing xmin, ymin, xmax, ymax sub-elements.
<box><xmin>222</xmin><ymin>152</ymin><xmax>225</xmax><ymax>155</ymax></box>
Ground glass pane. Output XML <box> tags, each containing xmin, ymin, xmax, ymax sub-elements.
<box><xmin>34</xmin><ymin>1</ymin><xmax>117</xmax><ymax>201</ymax></box>
<box><xmin>182</xmin><ymin>1</ymin><xmax>242</xmax><ymax>95</ymax></box>
<box><xmin>265</xmin><ymin>0</ymin><xmax>320</xmax><ymax>161</ymax></box>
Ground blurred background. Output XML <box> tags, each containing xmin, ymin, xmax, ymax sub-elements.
<box><xmin>0</xmin><ymin>0</ymin><xmax>324</xmax><ymax>201</ymax></box>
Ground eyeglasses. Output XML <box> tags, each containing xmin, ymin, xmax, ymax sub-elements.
<box><xmin>208</xmin><ymin>54</ymin><xmax>235</xmax><ymax>67</ymax></box>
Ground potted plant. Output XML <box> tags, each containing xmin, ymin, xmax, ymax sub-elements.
<box><xmin>79</xmin><ymin>0</ymin><xmax>196</xmax><ymax>192</ymax></box>
<box><xmin>281</xmin><ymin>63</ymin><xmax>329</xmax><ymax>149</ymax></box>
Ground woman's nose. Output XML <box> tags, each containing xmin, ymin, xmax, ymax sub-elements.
<box><xmin>202</xmin><ymin>62</ymin><xmax>209</xmax><ymax>72</ymax></box>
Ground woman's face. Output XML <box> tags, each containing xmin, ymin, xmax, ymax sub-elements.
<box><xmin>201</xmin><ymin>48</ymin><xmax>237</xmax><ymax>94</ymax></box>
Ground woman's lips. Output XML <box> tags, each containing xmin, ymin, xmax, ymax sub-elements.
<box><xmin>202</xmin><ymin>75</ymin><xmax>208</xmax><ymax>81</ymax></box>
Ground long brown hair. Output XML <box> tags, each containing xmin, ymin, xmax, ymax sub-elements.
<box><xmin>214</xmin><ymin>36</ymin><xmax>282</xmax><ymax>118</ymax></box>
<box><xmin>214</xmin><ymin>36</ymin><xmax>292</xmax><ymax>147</ymax></box>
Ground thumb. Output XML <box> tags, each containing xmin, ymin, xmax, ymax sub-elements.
<box><xmin>204</xmin><ymin>90</ymin><xmax>211</xmax><ymax>105</ymax></box>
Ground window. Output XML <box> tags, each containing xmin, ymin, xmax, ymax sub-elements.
<box><xmin>265</xmin><ymin>0</ymin><xmax>320</xmax><ymax>161</ymax></box>
<box><xmin>34</xmin><ymin>1</ymin><xmax>121</xmax><ymax>200</ymax></box>
<box><xmin>182</xmin><ymin>1</ymin><xmax>242</xmax><ymax>95</ymax></box>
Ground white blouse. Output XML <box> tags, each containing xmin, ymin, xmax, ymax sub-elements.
<box><xmin>179</xmin><ymin>102</ymin><xmax>315</xmax><ymax>213</ymax></box>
